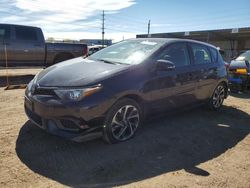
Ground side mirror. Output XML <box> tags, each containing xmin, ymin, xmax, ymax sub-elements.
<box><xmin>156</xmin><ymin>59</ymin><xmax>175</xmax><ymax>71</ymax></box>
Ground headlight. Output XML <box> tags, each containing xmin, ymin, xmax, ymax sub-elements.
<box><xmin>27</xmin><ymin>72</ymin><xmax>39</xmax><ymax>92</ymax></box>
<box><xmin>27</xmin><ymin>79</ymin><xmax>33</xmax><ymax>91</ymax></box>
<box><xmin>54</xmin><ymin>85</ymin><xmax>102</xmax><ymax>101</ymax></box>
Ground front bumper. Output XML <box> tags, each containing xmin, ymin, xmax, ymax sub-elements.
<box><xmin>24</xmin><ymin>93</ymin><xmax>105</xmax><ymax>142</ymax></box>
<box><xmin>228</xmin><ymin>73</ymin><xmax>250</xmax><ymax>85</ymax></box>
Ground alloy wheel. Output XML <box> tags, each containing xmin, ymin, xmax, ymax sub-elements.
<box><xmin>212</xmin><ymin>85</ymin><xmax>225</xmax><ymax>108</ymax></box>
<box><xmin>111</xmin><ymin>105</ymin><xmax>140</xmax><ymax>141</ymax></box>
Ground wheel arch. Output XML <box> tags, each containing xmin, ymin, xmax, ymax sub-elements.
<box><xmin>53</xmin><ymin>52</ymin><xmax>74</xmax><ymax>64</ymax></box>
<box><xmin>209</xmin><ymin>80</ymin><xmax>228</xmax><ymax>99</ymax></box>
<box><xmin>219</xmin><ymin>80</ymin><xmax>228</xmax><ymax>98</ymax></box>
<box><xmin>107</xmin><ymin>94</ymin><xmax>147</xmax><ymax>118</ymax></box>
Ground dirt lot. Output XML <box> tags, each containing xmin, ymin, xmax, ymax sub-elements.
<box><xmin>0</xmin><ymin>68</ymin><xmax>43</xmax><ymax>87</ymax></box>
<box><xmin>0</xmin><ymin>67</ymin><xmax>43</xmax><ymax>77</ymax></box>
<box><xmin>0</xmin><ymin>75</ymin><xmax>250</xmax><ymax>187</ymax></box>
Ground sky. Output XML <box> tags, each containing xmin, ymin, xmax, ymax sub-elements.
<box><xmin>0</xmin><ymin>0</ymin><xmax>250</xmax><ymax>42</ymax></box>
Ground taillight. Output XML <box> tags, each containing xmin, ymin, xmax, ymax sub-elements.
<box><xmin>236</xmin><ymin>68</ymin><xmax>248</xmax><ymax>74</ymax></box>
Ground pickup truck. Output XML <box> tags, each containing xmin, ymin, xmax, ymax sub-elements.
<box><xmin>0</xmin><ymin>24</ymin><xmax>88</xmax><ymax>67</ymax></box>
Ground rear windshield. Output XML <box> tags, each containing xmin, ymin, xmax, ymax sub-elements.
<box><xmin>89</xmin><ymin>40</ymin><xmax>165</xmax><ymax>65</ymax></box>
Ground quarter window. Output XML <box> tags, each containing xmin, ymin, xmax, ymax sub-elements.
<box><xmin>191</xmin><ymin>44</ymin><xmax>212</xmax><ymax>64</ymax></box>
<box><xmin>158</xmin><ymin>43</ymin><xmax>190</xmax><ymax>67</ymax></box>
<box><xmin>15</xmin><ymin>26</ymin><xmax>38</xmax><ymax>41</ymax></box>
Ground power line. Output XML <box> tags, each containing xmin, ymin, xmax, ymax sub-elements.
<box><xmin>106</xmin><ymin>15</ymin><xmax>147</xmax><ymax>25</ymax></box>
<box><xmin>105</xmin><ymin>23</ymin><xmax>147</xmax><ymax>32</ymax></box>
<box><xmin>1</xmin><ymin>3</ymin><xmax>249</xmax><ymax>23</ymax></box>
<box><xmin>1</xmin><ymin>5</ymin><xmax>249</xmax><ymax>38</ymax></box>
<box><xmin>105</xmin><ymin>26</ymin><xmax>146</xmax><ymax>33</ymax></box>
<box><xmin>1</xmin><ymin>1</ymin><xmax>249</xmax><ymax>24</ymax></box>
<box><xmin>2</xmin><ymin>8</ymin><xmax>248</xmax><ymax>35</ymax></box>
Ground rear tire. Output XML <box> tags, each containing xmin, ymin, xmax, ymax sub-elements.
<box><xmin>208</xmin><ymin>83</ymin><xmax>226</xmax><ymax>110</ymax></box>
<box><xmin>103</xmin><ymin>98</ymin><xmax>142</xmax><ymax>144</ymax></box>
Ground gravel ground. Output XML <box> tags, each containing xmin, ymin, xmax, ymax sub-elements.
<box><xmin>0</xmin><ymin>85</ymin><xmax>249</xmax><ymax>188</ymax></box>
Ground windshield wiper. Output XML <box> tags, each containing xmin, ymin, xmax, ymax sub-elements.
<box><xmin>96</xmin><ymin>59</ymin><xmax>126</xmax><ymax>65</ymax></box>
<box><xmin>98</xmin><ymin>59</ymin><xmax>116</xmax><ymax>64</ymax></box>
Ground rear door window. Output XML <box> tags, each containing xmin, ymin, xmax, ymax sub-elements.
<box><xmin>0</xmin><ymin>25</ymin><xmax>10</xmax><ymax>40</ymax></box>
<box><xmin>190</xmin><ymin>43</ymin><xmax>212</xmax><ymax>64</ymax></box>
<box><xmin>15</xmin><ymin>26</ymin><xmax>38</xmax><ymax>41</ymax></box>
<box><xmin>157</xmin><ymin>43</ymin><xmax>191</xmax><ymax>67</ymax></box>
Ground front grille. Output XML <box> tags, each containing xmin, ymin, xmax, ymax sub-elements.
<box><xmin>33</xmin><ymin>88</ymin><xmax>56</xmax><ymax>96</ymax></box>
<box><xmin>60</xmin><ymin>119</ymin><xmax>79</xmax><ymax>131</ymax></box>
<box><xmin>25</xmin><ymin>106</ymin><xmax>42</xmax><ymax>125</ymax></box>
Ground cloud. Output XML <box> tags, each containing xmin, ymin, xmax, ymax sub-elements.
<box><xmin>0</xmin><ymin>0</ymin><xmax>136</xmax><ymax>41</ymax></box>
<box><xmin>15</xmin><ymin>0</ymin><xmax>135</xmax><ymax>13</ymax></box>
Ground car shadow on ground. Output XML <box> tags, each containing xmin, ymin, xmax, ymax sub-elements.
<box><xmin>16</xmin><ymin>106</ymin><xmax>250</xmax><ymax>187</ymax></box>
<box><xmin>0</xmin><ymin>75</ymin><xmax>34</xmax><ymax>87</ymax></box>
<box><xmin>229</xmin><ymin>89</ymin><xmax>250</xmax><ymax>99</ymax></box>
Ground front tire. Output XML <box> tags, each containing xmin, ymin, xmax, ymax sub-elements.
<box><xmin>208</xmin><ymin>83</ymin><xmax>226</xmax><ymax>110</ymax></box>
<box><xmin>103</xmin><ymin>98</ymin><xmax>142</xmax><ymax>144</ymax></box>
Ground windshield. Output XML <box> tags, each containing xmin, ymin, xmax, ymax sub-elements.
<box><xmin>236</xmin><ymin>51</ymin><xmax>250</xmax><ymax>61</ymax></box>
<box><xmin>89</xmin><ymin>40</ymin><xmax>165</xmax><ymax>65</ymax></box>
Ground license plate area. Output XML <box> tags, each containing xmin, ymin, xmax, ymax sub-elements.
<box><xmin>228</xmin><ymin>77</ymin><xmax>242</xmax><ymax>84</ymax></box>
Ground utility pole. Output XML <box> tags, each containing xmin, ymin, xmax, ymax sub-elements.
<box><xmin>102</xmin><ymin>10</ymin><xmax>105</xmax><ymax>47</ymax></box>
<box><xmin>147</xmin><ymin>19</ymin><xmax>151</xmax><ymax>38</ymax></box>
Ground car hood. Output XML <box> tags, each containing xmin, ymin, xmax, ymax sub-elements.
<box><xmin>229</xmin><ymin>60</ymin><xmax>249</xmax><ymax>70</ymax></box>
<box><xmin>36</xmin><ymin>57</ymin><xmax>129</xmax><ymax>87</ymax></box>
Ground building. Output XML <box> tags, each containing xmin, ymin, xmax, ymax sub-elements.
<box><xmin>137</xmin><ymin>27</ymin><xmax>250</xmax><ymax>62</ymax></box>
<box><xmin>79</xmin><ymin>39</ymin><xmax>112</xmax><ymax>46</ymax></box>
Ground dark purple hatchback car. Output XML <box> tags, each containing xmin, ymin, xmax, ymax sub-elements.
<box><xmin>25</xmin><ymin>38</ymin><xmax>228</xmax><ymax>143</ymax></box>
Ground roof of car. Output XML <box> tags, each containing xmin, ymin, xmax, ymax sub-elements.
<box><xmin>0</xmin><ymin>23</ymin><xmax>40</xmax><ymax>29</ymax></box>
<box><xmin>130</xmin><ymin>38</ymin><xmax>217</xmax><ymax>49</ymax></box>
